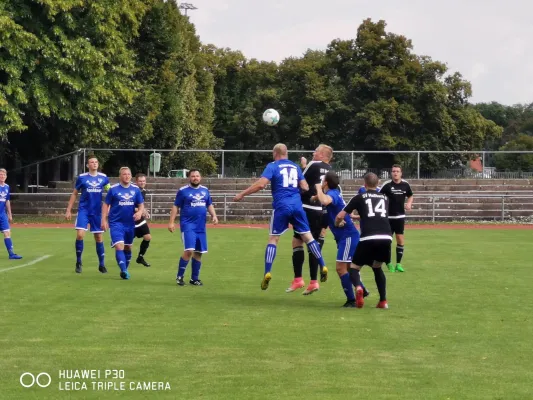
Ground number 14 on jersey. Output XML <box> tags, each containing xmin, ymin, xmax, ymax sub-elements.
<box><xmin>280</xmin><ymin>168</ymin><xmax>298</xmax><ymax>188</ymax></box>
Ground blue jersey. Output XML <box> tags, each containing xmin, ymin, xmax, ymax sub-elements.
<box><xmin>76</xmin><ymin>172</ymin><xmax>110</xmax><ymax>216</ymax></box>
<box><xmin>261</xmin><ymin>160</ymin><xmax>305</xmax><ymax>209</ymax></box>
<box><xmin>174</xmin><ymin>185</ymin><xmax>212</xmax><ymax>233</ymax></box>
<box><xmin>105</xmin><ymin>183</ymin><xmax>144</xmax><ymax>227</ymax></box>
<box><xmin>0</xmin><ymin>184</ymin><xmax>10</xmax><ymax>216</ymax></box>
<box><xmin>358</xmin><ymin>186</ymin><xmax>380</xmax><ymax>194</ymax></box>
<box><xmin>325</xmin><ymin>188</ymin><xmax>358</xmax><ymax>241</ymax></box>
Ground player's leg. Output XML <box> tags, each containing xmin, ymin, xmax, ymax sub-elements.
<box><xmin>305</xmin><ymin>210</ymin><xmax>323</xmax><ymax>290</ymax></box>
<box><xmin>394</xmin><ymin>219</ymin><xmax>406</xmax><ymax>272</ymax></box>
<box><xmin>386</xmin><ymin>220</ymin><xmax>397</xmax><ymax>272</ymax></box>
<box><xmin>177</xmin><ymin>231</ymin><xmax>195</xmax><ymax>285</ymax></box>
<box><xmin>190</xmin><ymin>233</ymin><xmax>207</xmax><ymax>286</ymax></box>
<box><xmin>90</xmin><ymin>215</ymin><xmax>106</xmax><ymax>273</ymax></box>
<box><xmin>2</xmin><ymin>220</ymin><xmax>22</xmax><ymax>259</ymax></box>
<box><xmin>374</xmin><ymin>240</ymin><xmax>392</xmax><ymax>308</ymax></box>
<box><xmin>110</xmin><ymin>225</ymin><xmax>129</xmax><ymax>279</ymax></box>
<box><xmin>292</xmin><ymin>208</ymin><xmax>327</xmax><ymax>282</ymax></box>
<box><xmin>262</xmin><ymin>209</ymin><xmax>288</xmax><ymax>290</ymax></box>
<box><xmin>288</xmin><ymin>233</ymin><xmax>305</xmax><ymax>292</ymax></box>
<box><xmin>136</xmin><ymin>224</ymin><xmax>151</xmax><ymax>267</ymax></box>
<box><xmin>349</xmin><ymin>239</ymin><xmax>369</xmax><ymax>308</ymax></box>
<box><xmin>74</xmin><ymin>212</ymin><xmax>89</xmax><ymax>272</ymax></box>
<box><xmin>123</xmin><ymin>227</ymin><xmax>135</xmax><ymax>270</ymax></box>
<box><xmin>334</xmin><ymin>237</ymin><xmax>356</xmax><ymax>306</ymax></box>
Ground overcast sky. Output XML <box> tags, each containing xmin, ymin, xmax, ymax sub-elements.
<box><xmin>188</xmin><ymin>0</ymin><xmax>532</xmax><ymax>105</ymax></box>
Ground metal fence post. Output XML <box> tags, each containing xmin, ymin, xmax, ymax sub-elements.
<box><xmin>481</xmin><ymin>152</ymin><xmax>485</xmax><ymax>179</ymax></box>
<box><xmin>221</xmin><ymin>151</ymin><xmax>225</xmax><ymax>178</ymax></box>
<box><xmin>150</xmin><ymin>193</ymin><xmax>154</xmax><ymax>221</ymax></box>
<box><xmin>223</xmin><ymin>194</ymin><xmax>227</xmax><ymax>222</ymax></box>
<box><xmin>432</xmin><ymin>196</ymin><xmax>436</xmax><ymax>223</ymax></box>
<box><xmin>351</xmin><ymin>152</ymin><xmax>354</xmax><ymax>179</ymax></box>
<box><xmin>36</xmin><ymin>163</ymin><xmax>40</xmax><ymax>192</ymax></box>
<box><xmin>501</xmin><ymin>196</ymin><xmax>505</xmax><ymax>221</ymax></box>
<box><xmin>152</xmin><ymin>149</ymin><xmax>156</xmax><ymax>178</ymax></box>
<box><xmin>417</xmin><ymin>152</ymin><xmax>420</xmax><ymax>179</ymax></box>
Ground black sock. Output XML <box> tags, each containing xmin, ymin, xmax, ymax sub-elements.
<box><xmin>372</xmin><ymin>267</ymin><xmax>387</xmax><ymax>301</ymax></box>
<box><xmin>309</xmin><ymin>252</ymin><xmax>319</xmax><ymax>281</ymax></box>
<box><xmin>318</xmin><ymin>235</ymin><xmax>325</xmax><ymax>249</ymax></box>
<box><xmin>349</xmin><ymin>268</ymin><xmax>361</xmax><ymax>287</ymax></box>
<box><xmin>396</xmin><ymin>245</ymin><xmax>404</xmax><ymax>263</ymax></box>
<box><xmin>139</xmin><ymin>240</ymin><xmax>150</xmax><ymax>257</ymax></box>
<box><xmin>292</xmin><ymin>247</ymin><xmax>304</xmax><ymax>278</ymax></box>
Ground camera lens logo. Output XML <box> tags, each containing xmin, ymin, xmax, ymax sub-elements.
<box><xmin>20</xmin><ymin>372</ymin><xmax>52</xmax><ymax>388</ymax></box>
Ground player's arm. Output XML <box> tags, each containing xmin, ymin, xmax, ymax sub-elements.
<box><xmin>207</xmin><ymin>204</ymin><xmax>218</xmax><ymax>225</ymax></box>
<box><xmin>65</xmin><ymin>188</ymin><xmax>79</xmax><ymax>220</ymax></box>
<box><xmin>336</xmin><ymin>196</ymin><xmax>358</xmax><ymax>227</ymax></box>
<box><xmin>134</xmin><ymin>203</ymin><xmax>144</xmax><ymax>221</ymax></box>
<box><xmin>6</xmin><ymin>200</ymin><xmax>13</xmax><ymax>223</ymax></box>
<box><xmin>168</xmin><ymin>205</ymin><xmax>179</xmax><ymax>232</ymax></box>
<box><xmin>101</xmin><ymin>203</ymin><xmax>109</xmax><ymax>231</ymax></box>
<box><xmin>405</xmin><ymin>185</ymin><xmax>414</xmax><ymax>211</ymax></box>
<box><xmin>234</xmin><ymin>177</ymin><xmax>270</xmax><ymax>202</ymax></box>
<box><xmin>297</xmin><ymin>165</ymin><xmax>308</xmax><ymax>192</ymax></box>
<box><xmin>314</xmin><ymin>183</ymin><xmax>332</xmax><ymax>206</ymax></box>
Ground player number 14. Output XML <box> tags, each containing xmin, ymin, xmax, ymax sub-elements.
<box><xmin>365</xmin><ymin>198</ymin><xmax>387</xmax><ymax>217</ymax></box>
<box><xmin>280</xmin><ymin>168</ymin><xmax>298</xmax><ymax>188</ymax></box>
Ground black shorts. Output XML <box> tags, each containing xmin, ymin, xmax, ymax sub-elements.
<box><xmin>389</xmin><ymin>218</ymin><xmax>405</xmax><ymax>235</ymax></box>
<box><xmin>134</xmin><ymin>222</ymin><xmax>150</xmax><ymax>238</ymax></box>
<box><xmin>321</xmin><ymin>213</ymin><xmax>328</xmax><ymax>230</ymax></box>
<box><xmin>293</xmin><ymin>208</ymin><xmax>323</xmax><ymax>240</ymax></box>
<box><xmin>352</xmin><ymin>239</ymin><xmax>392</xmax><ymax>267</ymax></box>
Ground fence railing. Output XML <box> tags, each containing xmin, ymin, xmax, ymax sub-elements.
<box><xmin>10</xmin><ymin>192</ymin><xmax>533</xmax><ymax>223</ymax></box>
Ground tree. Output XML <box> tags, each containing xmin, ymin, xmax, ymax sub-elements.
<box><xmin>494</xmin><ymin>135</ymin><xmax>533</xmax><ymax>171</ymax></box>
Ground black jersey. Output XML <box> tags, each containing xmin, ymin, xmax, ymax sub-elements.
<box><xmin>380</xmin><ymin>180</ymin><xmax>413</xmax><ymax>218</ymax></box>
<box><xmin>135</xmin><ymin>188</ymin><xmax>148</xmax><ymax>226</ymax></box>
<box><xmin>343</xmin><ymin>190</ymin><xmax>392</xmax><ymax>240</ymax></box>
<box><xmin>301</xmin><ymin>161</ymin><xmax>332</xmax><ymax>211</ymax></box>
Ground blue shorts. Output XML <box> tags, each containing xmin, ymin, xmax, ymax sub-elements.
<box><xmin>336</xmin><ymin>232</ymin><xmax>360</xmax><ymax>262</ymax></box>
<box><xmin>109</xmin><ymin>224</ymin><xmax>135</xmax><ymax>247</ymax></box>
<box><xmin>75</xmin><ymin>212</ymin><xmax>104</xmax><ymax>233</ymax></box>
<box><xmin>0</xmin><ymin>215</ymin><xmax>9</xmax><ymax>232</ymax></box>
<box><xmin>270</xmin><ymin>204</ymin><xmax>310</xmax><ymax>236</ymax></box>
<box><xmin>182</xmin><ymin>231</ymin><xmax>208</xmax><ymax>253</ymax></box>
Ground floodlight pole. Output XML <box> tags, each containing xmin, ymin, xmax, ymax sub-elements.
<box><xmin>179</xmin><ymin>2</ymin><xmax>198</xmax><ymax>16</ymax></box>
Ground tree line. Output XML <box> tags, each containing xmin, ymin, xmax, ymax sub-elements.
<box><xmin>1</xmin><ymin>0</ymin><xmax>531</xmax><ymax>180</ymax></box>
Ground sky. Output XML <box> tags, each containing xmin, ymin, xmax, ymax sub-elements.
<box><xmin>187</xmin><ymin>0</ymin><xmax>532</xmax><ymax>105</ymax></box>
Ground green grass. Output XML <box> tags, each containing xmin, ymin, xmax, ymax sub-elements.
<box><xmin>1</xmin><ymin>228</ymin><xmax>533</xmax><ymax>399</ymax></box>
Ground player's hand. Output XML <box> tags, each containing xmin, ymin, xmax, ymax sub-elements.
<box><xmin>212</xmin><ymin>216</ymin><xmax>219</xmax><ymax>225</ymax></box>
<box><xmin>8</xmin><ymin>215</ymin><xmax>13</xmax><ymax>224</ymax></box>
<box><xmin>405</xmin><ymin>204</ymin><xmax>412</xmax><ymax>211</ymax></box>
<box><xmin>133</xmin><ymin>210</ymin><xmax>143</xmax><ymax>221</ymax></box>
<box><xmin>144</xmin><ymin>210</ymin><xmax>151</xmax><ymax>219</ymax></box>
<box><xmin>65</xmin><ymin>210</ymin><xmax>72</xmax><ymax>220</ymax></box>
<box><xmin>233</xmin><ymin>193</ymin><xmax>243</xmax><ymax>202</ymax></box>
<box><xmin>168</xmin><ymin>223</ymin><xmax>175</xmax><ymax>233</ymax></box>
<box><xmin>300</xmin><ymin>156</ymin><xmax>307</xmax><ymax>167</ymax></box>
<box><xmin>101</xmin><ymin>221</ymin><xmax>108</xmax><ymax>232</ymax></box>
<box><xmin>310</xmin><ymin>195</ymin><xmax>318</xmax><ymax>202</ymax></box>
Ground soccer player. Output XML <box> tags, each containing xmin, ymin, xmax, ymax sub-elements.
<box><xmin>233</xmin><ymin>143</ymin><xmax>327</xmax><ymax>291</ymax></box>
<box><xmin>380</xmin><ymin>165</ymin><xmax>414</xmax><ymax>272</ymax></box>
<box><xmin>65</xmin><ymin>155</ymin><xmax>110</xmax><ymax>273</ymax></box>
<box><xmin>101</xmin><ymin>167</ymin><xmax>144</xmax><ymax>280</ymax></box>
<box><xmin>134</xmin><ymin>173</ymin><xmax>151</xmax><ymax>267</ymax></box>
<box><xmin>314</xmin><ymin>172</ymin><xmax>360</xmax><ymax>307</ymax></box>
<box><xmin>336</xmin><ymin>172</ymin><xmax>391</xmax><ymax>309</ymax></box>
<box><xmin>288</xmin><ymin>145</ymin><xmax>333</xmax><ymax>295</ymax></box>
<box><xmin>168</xmin><ymin>169</ymin><xmax>218</xmax><ymax>286</ymax></box>
<box><xmin>0</xmin><ymin>168</ymin><xmax>22</xmax><ymax>259</ymax></box>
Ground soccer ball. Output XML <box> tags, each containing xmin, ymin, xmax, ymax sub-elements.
<box><xmin>262</xmin><ymin>109</ymin><xmax>280</xmax><ymax>126</ymax></box>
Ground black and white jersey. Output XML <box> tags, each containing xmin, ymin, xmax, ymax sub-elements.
<box><xmin>135</xmin><ymin>188</ymin><xmax>148</xmax><ymax>227</ymax></box>
<box><xmin>380</xmin><ymin>180</ymin><xmax>413</xmax><ymax>218</ymax></box>
<box><xmin>301</xmin><ymin>161</ymin><xmax>332</xmax><ymax>211</ymax></box>
<box><xmin>343</xmin><ymin>190</ymin><xmax>392</xmax><ymax>241</ymax></box>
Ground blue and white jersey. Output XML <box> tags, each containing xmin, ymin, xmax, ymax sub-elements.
<box><xmin>0</xmin><ymin>184</ymin><xmax>10</xmax><ymax>216</ymax></box>
<box><xmin>325</xmin><ymin>188</ymin><xmax>358</xmax><ymax>241</ymax></box>
<box><xmin>358</xmin><ymin>186</ymin><xmax>381</xmax><ymax>195</ymax></box>
<box><xmin>261</xmin><ymin>160</ymin><xmax>305</xmax><ymax>209</ymax></box>
<box><xmin>105</xmin><ymin>183</ymin><xmax>144</xmax><ymax>227</ymax></box>
<box><xmin>174</xmin><ymin>185</ymin><xmax>212</xmax><ymax>233</ymax></box>
<box><xmin>75</xmin><ymin>172</ymin><xmax>110</xmax><ymax>216</ymax></box>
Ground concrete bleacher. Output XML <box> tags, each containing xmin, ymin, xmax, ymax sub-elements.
<box><xmin>11</xmin><ymin>178</ymin><xmax>533</xmax><ymax>221</ymax></box>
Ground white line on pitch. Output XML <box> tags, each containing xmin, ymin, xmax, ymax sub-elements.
<box><xmin>0</xmin><ymin>255</ymin><xmax>52</xmax><ymax>273</ymax></box>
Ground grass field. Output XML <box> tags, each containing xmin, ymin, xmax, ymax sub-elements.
<box><xmin>1</xmin><ymin>227</ymin><xmax>533</xmax><ymax>400</ymax></box>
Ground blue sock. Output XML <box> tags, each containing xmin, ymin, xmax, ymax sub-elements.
<box><xmin>306</xmin><ymin>240</ymin><xmax>325</xmax><ymax>267</ymax></box>
<box><xmin>96</xmin><ymin>242</ymin><xmax>105</xmax><ymax>267</ymax></box>
<box><xmin>340</xmin><ymin>273</ymin><xmax>355</xmax><ymax>301</ymax></box>
<box><xmin>4</xmin><ymin>238</ymin><xmax>14</xmax><ymax>256</ymax></box>
<box><xmin>264</xmin><ymin>244</ymin><xmax>277</xmax><ymax>275</ymax></box>
<box><xmin>124</xmin><ymin>250</ymin><xmax>132</xmax><ymax>269</ymax></box>
<box><xmin>177</xmin><ymin>257</ymin><xmax>189</xmax><ymax>278</ymax></box>
<box><xmin>115</xmin><ymin>250</ymin><xmax>127</xmax><ymax>272</ymax></box>
<box><xmin>191</xmin><ymin>258</ymin><xmax>202</xmax><ymax>281</ymax></box>
<box><xmin>75</xmin><ymin>240</ymin><xmax>83</xmax><ymax>263</ymax></box>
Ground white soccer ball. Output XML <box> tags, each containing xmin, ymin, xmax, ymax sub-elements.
<box><xmin>262</xmin><ymin>108</ymin><xmax>280</xmax><ymax>126</ymax></box>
